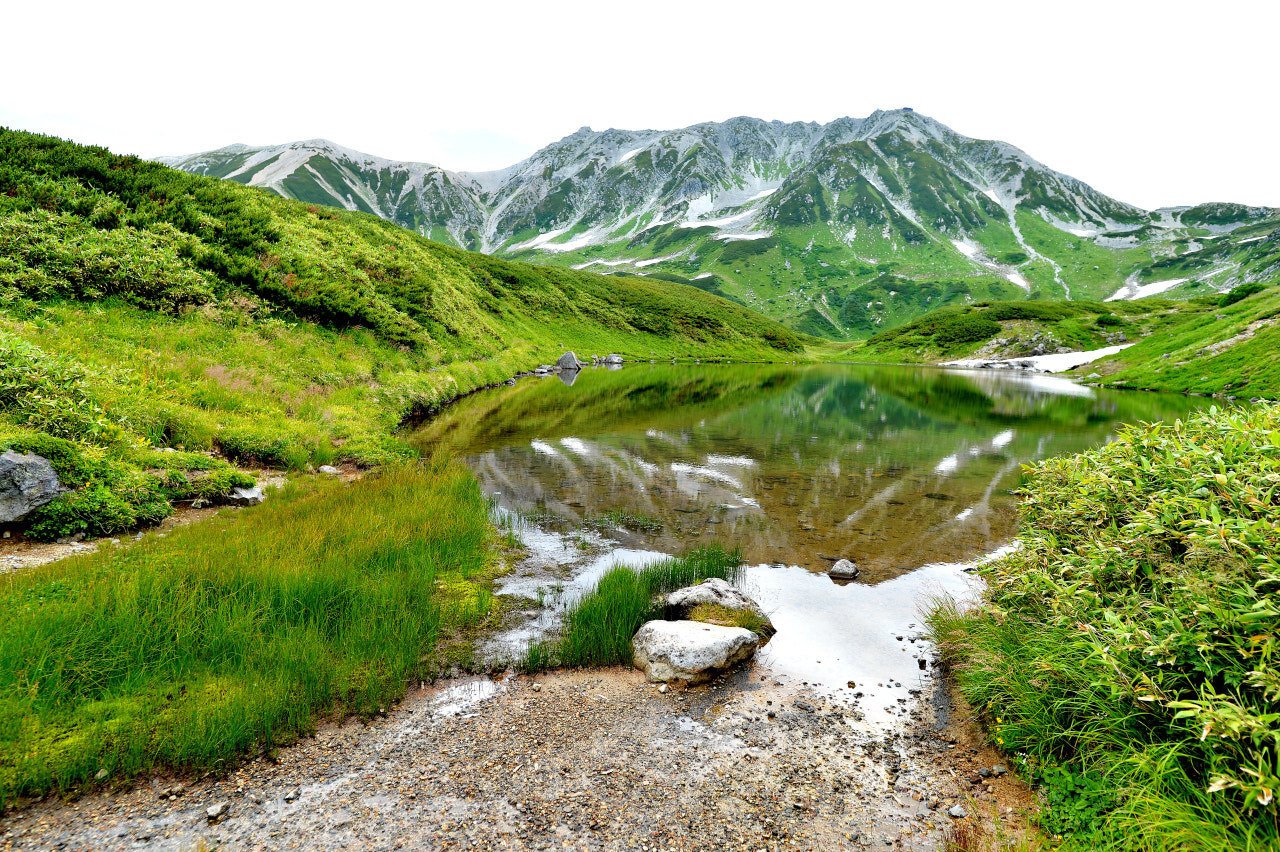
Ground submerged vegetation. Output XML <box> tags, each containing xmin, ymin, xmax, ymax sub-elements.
<box><xmin>928</xmin><ymin>404</ymin><xmax>1280</xmax><ymax>850</ymax></box>
<box><xmin>0</xmin><ymin>463</ymin><xmax>498</xmax><ymax>802</ymax></box>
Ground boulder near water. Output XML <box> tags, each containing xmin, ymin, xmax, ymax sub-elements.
<box><xmin>828</xmin><ymin>558</ymin><xmax>860</xmax><ymax>581</ymax></box>
<box><xmin>556</xmin><ymin>351</ymin><xmax>585</xmax><ymax>371</ymax></box>
<box><xmin>666</xmin><ymin>578</ymin><xmax>774</xmax><ymax>636</ymax></box>
<box><xmin>0</xmin><ymin>450</ymin><xmax>64</xmax><ymax>523</ymax></box>
<box><xmin>631</xmin><ymin>620</ymin><xmax>760</xmax><ymax>683</ymax></box>
<box><xmin>603</xmin><ymin>354</ymin><xmax>624</xmax><ymax>365</ymax></box>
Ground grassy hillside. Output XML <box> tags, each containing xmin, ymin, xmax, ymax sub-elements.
<box><xmin>0</xmin><ymin>128</ymin><xmax>811</xmax><ymax>539</ymax></box>
<box><xmin>1086</xmin><ymin>284</ymin><xmax>1280</xmax><ymax>399</ymax></box>
<box><xmin>833</xmin><ymin>286</ymin><xmax>1280</xmax><ymax>399</ymax></box>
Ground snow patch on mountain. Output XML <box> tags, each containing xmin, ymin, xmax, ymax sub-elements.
<box><xmin>1106</xmin><ymin>277</ymin><xmax>1189</xmax><ymax>301</ymax></box>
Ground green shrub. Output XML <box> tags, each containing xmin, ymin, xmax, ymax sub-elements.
<box><xmin>1096</xmin><ymin>312</ymin><xmax>1124</xmax><ymax>327</ymax></box>
<box><xmin>932</xmin><ymin>311</ymin><xmax>1001</xmax><ymax>345</ymax></box>
<box><xmin>983</xmin><ymin>301</ymin><xmax>1086</xmax><ymax>323</ymax></box>
<box><xmin>0</xmin><ymin>432</ymin><xmax>114</xmax><ymax>488</ymax></box>
<box><xmin>929</xmin><ymin>404</ymin><xmax>1280</xmax><ymax>849</ymax></box>
<box><xmin>1219</xmin><ymin>281</ymin><xmax>1268</xmax><ymax>307</ymax></box>
<box><xmin>26</xmin><ymin>485</ymin><xmax>139</xmax><ymax>540</ymax></box>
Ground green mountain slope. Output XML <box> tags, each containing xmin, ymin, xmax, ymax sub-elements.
<box><xmin>0</xmin><ymin>128</ymin><xmax>811</xmax><ymax>538</ymax></box>
<box><xmin>162</xmin><ymin>113</ymin><xmax>1280</xmax><ymax>340</ymax></box>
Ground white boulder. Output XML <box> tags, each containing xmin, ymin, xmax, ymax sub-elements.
<box><xmin>828</xmin><ymin>558</ymin><xmax>860</xmax><ymax>580</ymax></box>
<box><xmin>632</xmin><ymin>620</ymin><xmax>759</xmax><ymax>683</ymax></box>
<box><xmin>222</xmin><ymin>486</ymin><xmax>264</xmax><ymax>506</ymax></box>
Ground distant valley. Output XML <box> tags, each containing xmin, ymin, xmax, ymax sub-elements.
<box><xmin>161</xmin><ymin>110</ymin><xmax>1280</xmax><ymax>339</ymax></box>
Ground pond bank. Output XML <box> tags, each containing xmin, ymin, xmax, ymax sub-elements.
<box><xmin>1</xmin><ymin>664</ymin><xmax>1037</xmax><ymax>851</ymax></box>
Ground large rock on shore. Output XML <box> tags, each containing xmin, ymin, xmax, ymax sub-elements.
<box><xmin>556</xmin><ymin>351</ymin><xmax>585</xmax><ymax>371</ymax></box>
<box><xmin>632</xmin><ymin>620</ymin><xmax>759</xmax><ymax>683</ymax></box>
<box><xmin>666</xmin><ymin>578</ymin><xmax>774</xmax><ymax>636</ymax></box>
<box><xmin>0</xmin><ymin>450</ymin><xmax>63</xmax><ymax>523</ymax></box>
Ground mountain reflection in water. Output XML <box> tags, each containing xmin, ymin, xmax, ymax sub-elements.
<box><xmin>412</xmin><ymin>364</ymin><xmax>1209</xmax><ymax>583</ymax></box>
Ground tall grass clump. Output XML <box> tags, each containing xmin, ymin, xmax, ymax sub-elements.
<box><xmin>0</xmin><ymin>461</ymin><xmax>496</xmax><ymax>802</ymax></box>
<box><xmin>927</xmin><ymin>404</ymin><xmax>1280</xmax><ymax>850</ymax></box>
<box><xmin>529</xmin><ymin>547</ymin><xmax>744</xmax><ymax>669</ymax></box>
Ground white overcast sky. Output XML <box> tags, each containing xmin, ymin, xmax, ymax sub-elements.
<box><xmin>2</xmin><ymin>0</ymin><xmax>1275</xmax><ymax>210</ymax></box>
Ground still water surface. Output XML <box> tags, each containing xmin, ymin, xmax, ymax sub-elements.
<box><xmin>413</xmin><ymin>364</ymin><xmax>1209</xmax><ymax>719</ymax></box>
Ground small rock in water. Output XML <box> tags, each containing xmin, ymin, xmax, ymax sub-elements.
<box><xmin>948</xmin><ymin>804</ymin><xmax>967</xmax><ymax>819</ymax></box>
<box><xmin>828</xmin><ymin>558</ymin><xmax>859</xmax><ymax>580</ymax></box>
<box><xmin>284</xmin><ymin>786</ymin><xmax>300</xmax><ymax>802</ymax></box>
<box><xmin>206</xmin><ymin>801</ymin><xmax>230</xmax><ymax>822</ymax></box>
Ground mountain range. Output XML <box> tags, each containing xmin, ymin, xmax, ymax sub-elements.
<box><xmin>160</xmin><ymin>110</ymin><xmax>1280</xmax><ymax>339</ymax></box>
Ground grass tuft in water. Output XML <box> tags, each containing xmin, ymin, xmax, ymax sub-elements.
<box><xmin>524</xmin><ymin>546</ymin><xmax>743</xmax><ymax>670</ymax></box>
<box><xmin>0</xmin><ymin>461</ymin><xmax>497</xmax><ymax>802</ymax></box>
<box><xmin>584</xmin><ymin>509</ymin><xmax>664</xmax><ymax>534</ymax></box>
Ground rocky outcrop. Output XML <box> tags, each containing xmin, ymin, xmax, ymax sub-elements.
<box><xmin>828</xmin><ymin>558</ymin><xmax>860</xmax><ymax>581</ymax></box>
<box><xmin>556</xmin><ymin>351</ymin><xmax>585</xmax><ymax>371</ymax></box>
<box><xmin>666</xmin><ymin>578</ymin><xmax>774</xmax><ymax>635</ymax></box>
<box><xmin>631</xmin><ymin>620</ymin><xmax>759</xmax><ymax>683</ymax></box>
<box><xmin>0</xmin><ymin>450</ymin><xmax>64</xmax><ymax>523</ymax></box>
<box><xmin>602</xmin><ymin>354</ymin><xmax>624</xmax><ymax>365</ymax></box>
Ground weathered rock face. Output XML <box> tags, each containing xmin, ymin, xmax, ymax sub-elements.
<box><xmin>0</xmin><ymin>450</ymin><xmax>63</xmax><ymax>523</ymax></box>
<box><xmin>828</xmin><ymin>558</ymin><xmax>860</xmax><ymax>581</ymax></box>
<box><xmin>556</xmin><ymin>351</ymin><xmax>584</xmax><ymax>371</ymax></box>
<box><xmin>631</xmin><ymin>620</ymin><xmax>759</xmax><ymax>683</ymax></box>
<box><xmin>221</xmin><ymin>486</ymin><xmax>264</xmax><ymax>506</ymax></box>
<box><xmin>666</xmin><ymin>578</ymin><xmax>774</xmax><ymax>636</ymax></box>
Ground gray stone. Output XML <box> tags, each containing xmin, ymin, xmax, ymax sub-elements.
<box><xmin>632</xmin><ymin>620</ymin><xmax>759</xmax><ymax>683</ymax></box>
<box><xmin>828</xmin><ymin>558</ymin><xmax>860</xmax><ymax>580</ymax></box>
<box><xmin>948</xmin><ymin>804</ymin><xmax>967</xmax><ymax>819</ymax></box>
<box><xmin>666</xmin><ymin>578</ymin><xmax>774</xmax><ymax>636</ymax></box>
<box><xmin>0</xmin><ymin>450</ymin><xmax>64</xmax><ymax>523</ymax></box>
<box><xmin>317</xmin><ymin>465</ymin><xmax>341</xmax><ymax>475</ymax></box>
<box><xmin>992</xmin><ymin>764</ymin><xmax>1008</xmax><ymax>776</ymax></box>
<box><xmin>222</xmin><ymin>487</ymin><xmax>264</xmax><ymax>507</ymax></box>
<box><xmin>603</xmin><ymin>354</ymin><xmax>624</xmax><ymax>365</ymax></box>
<box><xmin>206</xmin><ymin>801</ymin><xmax>230</xmax><ymax>821</ymax></box>
<box><xmin>556</xmin><ymin>351</ymin><xmax>585</xmax><ymax>371</ymax></box>
<box><xmin>284</xmin><ymin>786</ymin><xmax>300</xmax><ymax>802</ymax></box>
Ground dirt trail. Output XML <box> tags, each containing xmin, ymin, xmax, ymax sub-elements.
<box><xmin>1</xmin><ymin>665</ymin><xmax>1034</xmax><ymax>851</ymax></box>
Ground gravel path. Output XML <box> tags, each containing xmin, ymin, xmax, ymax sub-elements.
<box><xmin>0</xmin><ymin>664</ymin><xmax>1034</xmax><ymax>851</ymax></box>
